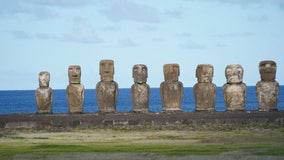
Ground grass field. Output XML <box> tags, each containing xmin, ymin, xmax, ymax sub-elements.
<box><xmin>0</xmin><ymin>125</ymin><xmax>284</xmax><ymax>160</ymax></box>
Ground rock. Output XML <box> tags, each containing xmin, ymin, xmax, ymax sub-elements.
<box><xmin>223</xmin><ymin>64</ymin><xmax>246</xmax><ymax>111</ymax></box>
<box><xmin>131</xmin><ymin>64</ymin><xmax>150</xmax><ymax>113</ymax></box>
<box><xmin>160</xmin><ymin>64</ymin><xmax>183</xmax><ymax>111</ymax></box>
<box><xmin>66</xmin><ymin>65</ymin><xmax>84</xmax><ymax>113</ymax></box>
<box><xmin>35</xmin><ymin>71</ymin><xmax>53</xmax><ymax>114</ymax></box>
<box><xmin>194</xmin><ymin>64</ymin><xmax>216</xmax><ymax>111</ymax></box>
<box><xmin>96</xmin><ymin>60</ymin><xmax>118</xmax><ymax>112</ymax></box>
<box><xmin>256</xmin><ymin>60</ymin><xmax>279</xmax><ymax>111</ymax></box>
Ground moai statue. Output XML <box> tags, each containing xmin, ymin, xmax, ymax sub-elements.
<box><xmin>96</xmin><ymin>60</ymin><xmax>118</xmax><ymax>112</ymax></box>
<box><xmin>193</xmin><ymin>64</ymin><xmax>216</xmax><ymax>111</ymax></box>
<box><xmin>131</xmin><ymin>64</ymin><xmax>150</xmax><ymax>113</ymax></box>
<box><xmin>223</xmin><ymin>64</ymin><xmax>247</xmax><ymax>111</ymax></box>
<box><xmin>256</xmin><ymin>60</ymin><xmax>279</xmax><ymax>111</ymax></box>
<box><xmin>160</xmin><ymin>64</ymin><xmax>183</xmax><ymax>112</ymax></box>
<box><xmin>36</xmin><ymin>71</ymin><xmax>53</xmax><ymax>114</ymax></box>
<box><xmin>66</xmin><ymin>65</ymin><xmax>84</xmax><ymax>113</ymax></box>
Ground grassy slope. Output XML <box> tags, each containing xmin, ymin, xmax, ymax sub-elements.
<box><xmin>0</xmin><ymin>126</ymin><xmax>284</xmax><ymax>159</ymax></box>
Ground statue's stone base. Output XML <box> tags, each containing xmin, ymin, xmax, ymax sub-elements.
<box><xmin>1</xmin><ymin>111</ymin><xmax>283</xmax><ymax>129</ymax></box>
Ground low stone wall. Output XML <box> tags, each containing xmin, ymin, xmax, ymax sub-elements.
<box><xmin>0</xmin><ymin>111</ymin><xmax>283</xmax><ymax>130</ymax></box>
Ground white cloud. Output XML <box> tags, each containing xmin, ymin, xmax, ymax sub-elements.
<box><xmin>62</xmin><ymin>17</ymin><xmax>103</xmax><ymax>44</ymax></box>
<box><xmin>12</xmin><ymin>31</ymin><xmax>33</xmax><ymax>40</ymax></box>
<box><xmin>180</xmin><ymin>40</ymin><xmax>205</xmax><ymax>49</ymax></box>
<box><xmin>117</xmin><ymin>38</ymin><xmax>137</xmax><ymax>47</ymax></box>
<box><xmin>100</xmin><ymin>1</ymin><xmax>162</xmax><ymax>23</ymax></box>
<box><xmin>26</xmin><ymin>0</ymin><xmax>97</xmax><ymax>8</ymax></box>
<box><xmin>0</xmin><ymin>0</ymin><xmax>56</xmax><ymax>20</ymax></box>
<box><xmin>187</xmin><ymin>0</ymin><xmax>284</xmax><ymax>9</ymax></box>
<box><xmin>247</xmin><ymin>15</ymin><xmax>269</xmax><ymax>22</ymax></box>
<box><xmin>175</xmin><ymin>32</ymin><xmax>192</xmax><ymax>38</ymax></box>
<box><xmin>164</xmin><ymin>9</ymin><xmax>182</xmax><ymax>18</ymax></box>
<box><xmin>140</xmin><ymin>25</ymin><xmax>158</xmax><ymax>32</ymax></box>
<box><xmin>11</xmin><ymin>18</ymin><xmax>102</xmax><ymax>44</ymax></box>
<box><xmin>211</xmin><ymin>32</ymin><xmax>255</xmax><ymax>38</ymax></box>
<box><xmin>216</xmin><ymin>43</ymin><xmax>228</xmax><ymax>48</ymax></box>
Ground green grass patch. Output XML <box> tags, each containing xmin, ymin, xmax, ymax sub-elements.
<box><xmin>32</xmin><ymin>137</ymin><xmax>49</xmax><ymax>139</ymax></box>
<box><xmin>1</xmin><ymin>127</ymin><xmax>284</xmax><ymax>159</ymax></box>
<box><xmin>1</xmin><ymin>143</ymin><xmax>284</xmax><ymax>159</ymax></box>
<box><xmin>9</xmin><ymin>136</ymin><xmax>26</xmax><ymax>140</ymax></box>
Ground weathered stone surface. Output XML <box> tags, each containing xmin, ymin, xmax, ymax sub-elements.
<box><xmin>133</xmin><ymin>64</ymin><xmax>148</xmax><ymax>84</ymax></box>
<box><xmin>194</xmin><ymin>64</ymin><xmax>216</xmax><ymax>111</ymax></box>
<box><xmin>256</xmin><ymin>60</ymin><xmax>279</xmax><ymax>111</ymax></box>
<box><xmin>259</xmin><ymin>60</ymin><xmax>277</xmax><ymax>81</ymax></box>
<box><xmin>96</xmin><ymin>60</ymin><xmax>118</xmax><ymax>112</ymax></box>
<box><xmin>225</xmin><ymin>64</ymin><xmax>244</xmax><ymax>84</ymax></box>
<box><xmin>160</xmin><ymin>64</ymin><xmax>183</xmax><ymax>111</ymax></box>
<box><xmin>223</xmin><ymin>64</ymin><xmax>246</xmax><ymax>111</ymax></box>
<box><xmin>68</xmin><ymin>65</ymin><xmax>81</xmax><ymax>84</ymax></box>
<box><xmin>223</xmin><ymin>83</ymin><xmax>247</xmax><ymax>111</ymax></box>
<box><xmin>1</xmin><ymin>112</ymin><xmax>284</xmax><ymax>129</ymax></box>
<box><xmin>36</xmin><ymin>71</ymin><xmax>53</xmax><ymax>114</ymax></box>
<box><xmin>131</xmin><ymin>64</ymin><xmax>150</xmax><ymax>112</ymax></box>
<box><xmin>66</xmin><ymin>65</ymin><xmax>84</xmax><ymax>113</ymax></box>
<box><xmin>99</xmin><ymin>59</ymin><xmax>114</xmax><ymax>82</ymax></box>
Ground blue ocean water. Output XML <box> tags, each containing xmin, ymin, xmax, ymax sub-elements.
<box><xmin>0</xmin><ymin>86</ymin><xmax>283</xmax><ymax>115</ymax></box>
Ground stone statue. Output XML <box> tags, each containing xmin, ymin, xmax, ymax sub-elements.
<box><xmin>223</xmin><ymin>64</ymin><xmax>246</xmax><ymax>111</ymax></box>
<box><xmin>193</xmin><ymin>64</ymin><xmax>216</xmax><ymax>111</ymax></box>
<box><xmin>96</xmin><ymin>60</ymin><xmax>118</xmax><ymax>112</ymax></box>
<box><xmin>160</xmin><ymin>64</ymin><xmax>183</xmax><ymax>111</ymax></box>
<box><xmin>131</xmin><ymin>64</ymin><xmax>150</xmax><ymax>112</ymax></box>
<box><xmin>256</xmin><ymin>60</ymin><xmax>279</xmax><ymax>111</ymax></box>
<box><xmin>36</xmin><ymin>71</ymin><xmax>53</xmax><ymax>114</ymax></box>
<box><xmin>66</xmin><ymin>65</ymin><xmax>84</xmax><ymax>113</ymax></box>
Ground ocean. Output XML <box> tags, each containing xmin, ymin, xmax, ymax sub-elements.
<box><xmin>0</xmin><ymin>86</ymin><xmax>283</xmax><ymax>115</ymax></box>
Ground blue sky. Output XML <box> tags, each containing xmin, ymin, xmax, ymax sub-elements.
<box><xmin>0</xmin><ymin>0</ymin><xmax>283</xmax><ymax>90</ymax></box>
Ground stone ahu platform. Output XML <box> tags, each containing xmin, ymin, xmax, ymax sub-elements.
<box><xmin>0</xmin><ymin>111</ymin><xmax>284</xmax><ymax>129</ymax></box>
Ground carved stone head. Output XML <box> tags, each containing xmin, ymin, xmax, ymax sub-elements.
<box><xmin>259</xmin><ymin>60</ymin><xmax>276</xmax><ymax>82</ymax></box>
<box><xmin>100</xmin><ymin>60</ymin><xmax>114</xmax><ymax>81</ymax></box>
<box><xmin>133</xmin><ymin>64</ymin><xmax>148</xmax><ymax>84</ymax></box>
<box><xmin>163</xmin><ymin>64</ymin><xmax>180</xmax><ymax>81</ymax></box>
<box><xmin>39</xmin><ymin>71</ymin><xmax>50</xmax><ymax>87</ymax></box>
<box><xmin>68</xmin><ymin>65</ymin><xmax>81</xmax><ymax>84</ymax></box>
<box><xmin>196</xmin><ymin>64</ymin><xmax>214</xmax><ymax>83</ymax></box>
<box><xmin>225</xmin><ymin>64</ymin><xmax>243</xmax><ymax>84</ymax></box>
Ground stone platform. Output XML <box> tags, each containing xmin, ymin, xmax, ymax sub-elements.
<box><xmin>0</xmin><ymin>111</ymin><xmax>283</xmax><ymax>129</ymax></box>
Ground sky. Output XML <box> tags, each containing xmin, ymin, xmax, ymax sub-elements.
<box><xmin>0</xmin><ymin>0</ymin><xmax>284</xmax><ymax>90</ymax></box>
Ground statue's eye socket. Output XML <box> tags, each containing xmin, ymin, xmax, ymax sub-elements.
<box><xmin>271</xmin><ymin>63</ymin><xmax>276</xmax><ymax>67</ymax></box>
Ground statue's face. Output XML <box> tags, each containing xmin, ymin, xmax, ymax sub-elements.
<box><xmin>225</xmin><ymin>64</ymin><xmax>243</xmax><ymax>84</ymax></box>
<box><xmin>68</xmin><ymin>65</ymin><xmax>81</xmax><ymax>84</ymax></box>
<box><xmin>39</xmin><ymin>71</ymin><xmax>50</xmax><ymax>87</ymax></box>
<box><xmin>100</xmin><ymin>60</ymin><xmax>114</xmax><ymax>81</ymax></box>
<box><xmin>196</xmin><ymin>64</ymin><xmax>213</xmax><ymax>83</ymax></box>
<box><xmin>164</xmin><ymin>64</ymin><xmax>179</xmax><ymax>81</ymax></box>
<box><xmin>259</xmin><ymin>61</ymin><xmax>276</xmax><ymax>81</ymax></box>
<box><xmin>133</xmin><ymin>64</ymin><xmax>148</xmax><ymax>83</ymax></box>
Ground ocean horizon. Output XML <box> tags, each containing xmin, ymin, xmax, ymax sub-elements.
<box><xmin>0</xmin><ymin>86</ymin><xmax>283</xmax><ymax>115</ymax></box>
